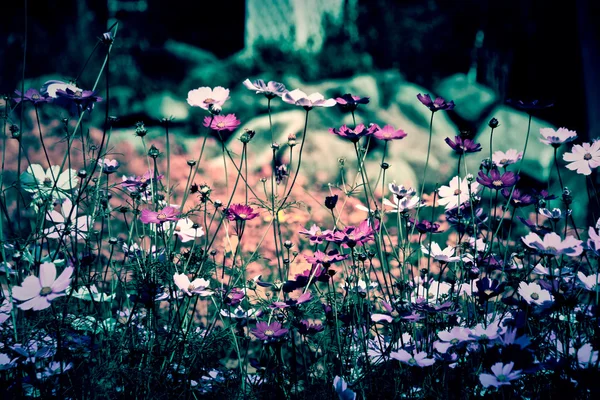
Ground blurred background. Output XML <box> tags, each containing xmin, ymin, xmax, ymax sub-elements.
<box><xmin>2</xmin><ymin>0</ymin><xmax>599</xmax><ymax>222</ymax></box>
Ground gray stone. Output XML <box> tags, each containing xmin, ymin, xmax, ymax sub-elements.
<box><xmin>435</xmin><ymin>73</ymin><xmax>496</xmax><ymax>122</ymax></box>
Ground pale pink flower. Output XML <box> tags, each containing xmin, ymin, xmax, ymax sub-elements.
<box><xmin>492</xmin><ymin>149</ymin><xmax>523</xmax><ymax>168</ymax></box>
<box><xmin>173</xmin><ymin>273</ymin><xmax>212</xmax><ymax>296</ymax></box>
<box><xmin>187</xmin><ymin>86</ymin><xmax>230</xmax><ymax>111</ymax></box>
<box><xmin>539</xmin><ymin>127</ymin><xmax>577</xmax><ymax>146</ymax></box>
<box><xmin>11</xmin><ymin>262</ymin><xmax>73</xmax><ymax>311</ymax></box>
<box><xmin>282</xmin><ymin>89</ymin><xmax>336</xmax><ymax>109</ymax></box>
<box><xmin>479</xmin><ymin>362</ymin><xmax>522</xmax><ymax>388</ymax></box>
<box><xmin>562</xmin><ymin>141</ymin><xmax>600</xmax><ymax>176</ymax></box>
<box><xmin>390</xmin><ymin>349</ymin><xmax>435</xmax><ymax>367</ymax></box>
<box><xmin>521</xmin><ymin>232</ymin><xmax>583</xmax><ymax>257</ymax></box>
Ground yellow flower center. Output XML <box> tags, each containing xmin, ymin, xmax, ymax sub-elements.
<box><xmin>39</xmin><ymin>287</ymin><xmax>53</xmax><ymax>296</ymax></box>
<box><xmin>157</xmin><ymin>213</ymin><xmax>167</xmax><ymax>221</ymax></box>
<box><xmin>32</xmin><ymin>93</ymin><xmax>40</xmax><ymax>100</ymax></box>
<box><xmin>238</xmin><ymin>213</ymin><xmax>247</xmax><ymax>219</ymax></box>
<box><xmin>74</xmin><ymin>91</ymin><xmax>82</xmax><ymax>98</ymax></box>
<box><xmin>492</xmin><ymin>180</ymin><xmax>503</xmax><ymax>187</ymax></box>
<box><xmin>500</xmin><ymin>158</ymin><xmax>508</xmax><ymax>164</ymax></box>
<box><xmin>264</xmin><ymin>329</ymin><xmax>274</xmax><ymax>336</ymax></box>
<box><xmin>216</xmin><ymin>122</ymin><xmax>225</xmax><ymax>128</ymax></box>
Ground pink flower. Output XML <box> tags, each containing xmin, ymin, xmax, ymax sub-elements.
<box><xmin>282</xmin><ymin>89</ymin><xmax>336</xmax><ymax>110</ymax></box>
<box><xmin>492</xmin><ymin>149</ymin><xmax>522</xmax><ymax>168</ymax></box>
<box><xmin>242</xmin><ymin>79</ymin><xmax>287</xmax><ymax>98</ymax></box>
<box><xmin>11</xmin><ymin>262</ymin><xmax>73</xmax><ymax>311</ymax></box>
<box><xmin>187</xmin><ymin>86</ymin><xmax>230</xmax><ymax>111</ymax></box>
<box><xmin>251</xmin><ymin>321</ymin><xmax>288</xmax><ymax>341</ymax></box>
<box><xmin>416</xmin><ymin>93</ymin><xmax>455</xmax><ymax>112</ymax></box>
<box><xmin>562</xmin><ymin>141</ymin><xmax>600</xmax><ymax>176</ymax></box>
<box><xmin>299</xmin><ymin>224</ymin><xmax>332</xmax><ymax>244</ymax></box>
<box><xmin>329</xmin><ymin>124</ymin><xmax>377</xmax><ymax>142</ymax></box>
<box><xmin>521</xmin><ymin>232</ymin><xmax>583</xmax><ymax>257</ymax></box>
<box><xmin>373</xmin><ymin>125</ymin><xmax>407</xmax><ymax>141</ymax></box>
<box><xmin>139</xmin><ymin>206</ymin><xmax>180</xmax><ymax>224</ymax></box>
<box><xmin>203</xmin><ymin>114</ymin><xmax>241</xmax><ymax>132</ymax></box>
<box><xmin>539</xmin><ymin>127</ymin><xmax>577</xmax><ymax>146</ymax></box>
<box><xmin>225</xmin><ymin>204</ymin><xmax>259</xmax><ymax>221</ymax></box>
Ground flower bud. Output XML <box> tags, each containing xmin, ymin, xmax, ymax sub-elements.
<box><xmin>9</xmin><ymin>124</ymin><xmax>20</xmax><ymax>139</ymax></box>
<box><xmin>78</xmin><ymin>169</ymin><xmax>87</xmax><ymax>179</ymax></box>
<box><xmin>284</xmin><ymin>240</ymin><xmax>293</xmax><ymax>249</ymax></box>
<box><xmin>148</xmin><ymin>145</ymin><xmax>160</xmax><ymax>159</ymax></box>
<box><xmin>135</xmin><ymin>121</ymin><xmax>147</xmax><ymax>137</ymax></box>
<box><xmin>108</xmin><ymin>237</ymin><xmax>118</xmax><ymax>245</ymax></box>
<box><xmin>101</xmin><ymin>32</ymin><xmax>114</xmax><ymax>45</ymax></box>
<box><xmin>288</xmin><ymin>133</ymin><xmax>297</xmax><ymax>147</ymax></box>
<box><xmin>381</xmin><ymin>162</ymin><xmax>390</xmax><ymax>170</ymax></box>
<box><xmin>488</xmin><ymin>118</ymin><xmax>499</xmax><ymax>129</ymax></box>
<box><xmin>325</xmin><ymin>194</ymin><xmax>338</xmax><ymax>210</ymax></box>
<box><xmin>187</xmin><ymin>160</ymin><xmax>196</xmax><ymax>167</ymax></box>
<box><xmin>208</xmin><ymin>103</ymin><xmax>222</xmax><ymax>115</ymax></box>
<box><xmin>271</xmin><ymin>142</ymin><xmax>279</xmax><ymax>150</ymax></box>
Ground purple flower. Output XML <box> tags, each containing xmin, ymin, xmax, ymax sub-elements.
<box><xmin>203</xmin><ymin>114</ymin><xmax>241</xmax><ymax>132</ymax></box>
<box><xmin>333</xmin><ymin>376</ymin><xmax>356</xmax><ymax>400</ymax></box>
<box><xmin>329</xmin><ymin>219</ymin><xmax>377</xmax><ymax>248</ymax></box>
<box><xmin>502</xmin><ymin>188</ymin><xmax>535</xmax><ymax>208</ymax></box>
<box><xmin>298</xmin><ymin>320</ymin><xmax>324</xmax><ymax>335</ymax></box>
<box><xmin>13</xmin><ymin>88</ymin><xmax>50</xmax><ymax>104</ymax></box>
<box><xmin>434</xmin><ymin>327</ymin><xmax>473</xmax><ymax>353</ymax></box>
<box><xmin>445</xmin><ymin>136</ymin><xmax>482</xmax><ymax>154</ymax></box>
<box><xmin>417</xmin><ymin>93</ymin><xmax>455</xmax><ymax>112</ymax></box>
<box><xmin>409</xmin><ymin>218</ymin><xmax>442</xmax><ymax>234</ymax></box>
<box><xmin>251</xmin><ymin>321</ymin><xmax>288</xmax><ymax>341</ymax></box>
<box><xmin>373</xmin><ymin>124</ymin><xmax>407</xmax><ymax>141</ymax></box>
<box><xmin>140</xmin><ymin>206</ymin><xmax>181</xmax><ymax>224</ymax></box>
<box><xmin>476</xmin><ymin>169</ymin><xmax>519</xmax><ymax>190</ymax></box>
<box><xmin>479</xmin><ymin>362</ymin><xmax>522</xmax><ymax>388</ymax></box>
<box><xmin>334</xmin><ymin>93</ymin><xmax>370</xmax><ymax>112</ymax></box>
<box><xmin>121</xmin><ymin>170</ymin><xmax>162</xmax><ymax>191</ymax></box>
<box><xmin>506</xmin><ymin>99</ymin><xmax>553</xmax><ymax>112</ymax></box>
<box><xmin>225</xmin><ymin>204</ymin><xmax>259</xmax><ymax>221</ymax></box>
<box><xmin>11</xmin><ymin>262</ymin><xmax>73</xmax><ymax>311</ymax></box>
<box><xmin>243</xmin><ymin>79</ymin><xmax>288</xmax><ymax>99</ymax></box>
<box><xmin>54</xmin><ymin>87</ymin><xmax>103</xmax><ymax>113</ymax></box>
<box><xmin>270</xmin><ymin>292</ymin><xmax>312</xmax><ymax>309</ymax></box>
<box><xmin>390</xmin><ymin>349</ymin><xmax>435</xmax><ymax>367</ymax></box>
<box><xmin>518</xmin><ymin>282</ymin><xmax>554</xmax><ymax>306</ymax></box>
<box><xmin>474</xmin><ymin>277</ymin><xmax>505</xmax><ymax>303</ymax></box>
<box><xmin>329</xmin><ymin>124</ymin><xmax>377</xmax><ymax>143</ymax></box>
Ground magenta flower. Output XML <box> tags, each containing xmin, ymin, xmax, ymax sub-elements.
<box><xmin>13</xmin><ymin>88</ymin><xmax>50</xmax><ymax>104</ymax></box>
<box><xmin>329</xmin><ymin>124</ymin><xmax>377</xmax><ymax>143</ymax></box>
<box><xmin>304</xmin><ymin>250</ymin><xmax>349</xmax><ymax>267</ymax></box>
<box><xmin>539</xmin><ymin>127</ymin><xmax>577</xmax><ymax>147</ymax></box>
<box><xmin>521</xmin><ymin>232</ymin><xmax>583</xmax><ymax>257</ymax></box>
<box><xmin>330</xmin><ymin>219</ymin><xmax>376</xmax><ymax>248</ymax></box>
<box><xmin>298</xmin><ymin>320</ymin><xmax>324</xmax><ymax>335</ymax></box>
<box><xmin>282</xmin><ymin>89</ymin><xmax>336</xmax><ymax>110</ymax></box>
<box><xmin>416</xmin><ymin>94</ymin><xmax>455</xmax><ymax>112</ymax></box>
<box><xmin>251</xmin><ymin>321</ymin><xmax>288</xmax><ymax>341</ymax></box>
<box><xmin>140</xmin><ymin>206</ymin><xmax>180</xmax><ymax>224</ymax></box>
<box><xmin>502</xmin><ymin>188</ymin><xmax>534</xmax><ymax>207</ymax></box>
<box><xmin>334</xmin><ymin>93</ymin><xmax>370</xmax><ymax>112</ymax></box>
<box><xmin>445</xmin><ymin>136</ymin><xmax>482</xmax><ymax>154</ymax></box>
<box><xmin>479</xmin><ymin>362</ymin><xmax>522</xmax><ymax>388</ymax></box>
<box><xmin>373</xmin><ymin>125</ymin><xmax>407</xmax><ymax>141</ymax></box>
<box><xmin>121</xmin><ymin>170</ymin><xmax>162</xmax><ymax>190</ymax></box>
<box><xmin>225</xmin><ymin>204</ymin><xmax>259</xmax><ymax>221</ymax></box>
<box><xmin>187</xmin><ymin>86</ymin><xmax>230</xmax><ymax>111</ymax></box>
<box><xmin>476</xmin><ymin>169</ymin><xmax>519</xmax><ymax>190</ymax></box>
<box><xmin>203</xmin><ymin>114</ymin><xmax>241</xmax><ymax>132</ymax></box>
<box><xmin>242</xmin><ymin>79</ymin><xmax>287</xmax><ymax>99</ymax></box>
<box><xmin>562</xmin><ymin>141</ymin><xmax>600</xmax><ymax>176</ymax></box>
<box><xmin>11</xmin><ymin>262</ymin><xmax>73</xmax><ymax>311</ymax></box>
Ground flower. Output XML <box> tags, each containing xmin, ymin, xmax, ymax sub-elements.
<box><xmin>434</xmin><ymin>327</ymin><xmax>472</xmax><ymax>353</ymax></box>
<box><xmin>334</xmin><ymin>93</ymin><xmax>370</xmax><ymax>112</ymax></box>
<box><xmin>445</xmin><ymin>136</ymin><xmax>482</xmax><ymax>154</ymax></box>
<box><xmin>67</xmin><ymin>285</ymin><xmax>115</xmax><ymax>302</ymax></box>
<box><xmin>329</xmin><ymin>124</ymin><xmax>377</xmax><ymax>142</ymax></box>
<box><xmin>389</xmin><ymin>183</ymin><xmax>416</xmax><ymax>199</ymax></box>
<box><xmin>55</xmin><ymin>87</ymin><xmax>102</xmax><ymax>112</ymax></box>
<box><xmin>333</xmin><ymin>376</ymin><xmax>357</xmax><ymax>400</ymax></box>
<box><xmin>203</xmin><ymin>114</ymin><xmax>241</xmax><ymax>132</ymax></box>
<box><xmin>173</xmin><ymin>273</ymin><xmax>212</xmax><ymax>296</ymax></box>
<box><xmin>470</xmin><ymin>321</ymin><xmax>503</xmax><ymax>341</ymax></box>
<box><xmin>325</xmin><ymin>194</ymin><xmax>339</xmax><ymax>209</ymax></box>
<box><xmin>492</xmin><ymin>149</ymin><xmax>523</xmax><ymax>168</ymax></box>
<box><xmin>476</xmin><ymin>169</ymin><xmax>519</xmax><ymax>190</ymax></box>
<box><xmin>506</xmin><ymin>99</ymin><xmax>553</xmax><ymax>112</ymax></box>
<box><xmin>20</xmin><ymin>164</ymin><xmax>79</xmax><ymax>201</ymax></box>
<box><xmin>479</xmin><ymin>362</ymin><xmax>522</xmax><ymax>388</ymax></box>
<box><xmin>172</xmin><ymin>218</ymin><xmax>205</xmax><ymax>243</ymax></box>
<box><xmin>576</xmin><ymin>343</ymin><xmax>599</xmax><ymax>368</ymax></box>
<box><xmin>304</xmin><ymin>250</ymin><xmax>348</xmax><ymax>267</ymax></box>
<box><xmin>97</xmin><ymin>158</ymin><xmax>120</xmax><ymax>174</ymax></box>
<box><xmin>242</xmin><ymin>79</ymin><xmax>287</xmax><ymax>98</ymax></box>
<box><xmin>299</xmin><ymin>224</ymin><xmax>331</xmax><ymax>244</ymax></box>
<box><xmin>383</xmin><ymin>195</ymin><xmax>424</xmax><ymax>213</ymax></box>
<box><xmin>501</xmin><ymin>188</ymin><xmax>535</xmax><ymax>208</ymax></box>
<box><xmin>121</xmin><ymin>170</ymin><xmax>162</xmax><ymax>191</ymax></box>
<box><xmin>44</xmin><ymin>198</ymin><xmax>89</xmax><ymax>240</ymax></box>
<box><xmin>539</xmin><ymin>207</ymin><xmax>569</xmax><ymax>221</ymax></box>
<box><xmin>421</xmin><ymin>243</ymin><xmax>462</xmax><ymax>263</ymax></box>
<box><xmin>518</xmin><ymin>282</ymin><xmax>554</xmax><ymax>305</ymax></box>
<box><xmin>373</xmin><ymin>124</ymin><xmax>407</xmax><ymax>141</ymax></box>
<box><xmin>251</xmin><ymin>321</ymin><xmax>288</xmax><ymax>341</ymax></box>
<box><xmin>437</xmin><ymin>176</ymin><xmax>481</xmax><ymax>210</ymax></box>
<box><xmin>577</xmin><ymin>272</ymin><xmax>599</xmax><ymax>291</ymax></box>
<box><xmin>225</xmin><ymin>204</ymin><xmax>259</xmax><ymax>221</ymax></box>
<box><xmin>140</xmin><ymin>206</ymin><xmax>181</xmax><ymax>224</ymax></box>
<box><xmin>13</xmin><ymin>88</ymin><xmax>50</xmax><ymax>104</ymax></box>
<box><xmin>298</xmin><ymin>320</ymin><xmax>324</xmax><ymax>335</ymax></box>
<box><xmin>410</xmin><ymin>218</ymin><xmax>442</xmax><ymax>234</ymax></box>
<box><xmin>521</xmin><ymin>232</ymin><xmax>583</xmax><ymax>257</ymax></box>
<box><xmin>390</xmin><ymin>349</ymin><xmax>435</xmax><ymax>367</ymax></box>
<box><xmin>586</xmin><ymin>221</ymin><xmax>600</xmax><ymax>255</ymax></box>
<box><xmin>416</xmin><ymin>94</ymin><xmax>455</xmax><ymax>112</ymax></box>
<box><xmin>187</xmin><ymin>86</ymin><xmax>230</xmax><ymax>111</ymax></box>
<box><xmin>539</xmin><ymin>127</ymin><xmax>577</xmax><ymax>146</ymax></box>
<box><xmin>329</xmin><ymin>219</ymin><xmax>376</xmax><ymax>248</ymax></box>
<box><xmin>282</xmin><ymin>89</ymin><xmax>336</xmax><ymax>109</ymax></box>
<box><xmin>562</xmin><ymin>141</ymin><xmax>600</xmax><ymax>175</ymax></box>
<box><xmin>11</xmin><ymin>262</ymin><xmax>73</xmax><ymax>311</ymax></box>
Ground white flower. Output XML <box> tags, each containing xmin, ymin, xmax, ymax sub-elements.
<box><xmin>437</xmin><ymin>176</ymin><xmax>480</xmax><ymax>210</ymax></box>
<box><xmin>521</xmin><ymin>232</ymin><xmax>583</xmax><ymax>257</ymax></box>
<box><xmin>44</xmin><ymin>198</ymin><xmax>89</xmax><ymax>240</ymax></box>
<box><xmin>562</xmin><ymin>141</ymin><xmax>600</xmax><ymax>176</ymax></box>
<box><xmin>577</xmin><ymin>272</ymin><xmax>600</xmax><ymax>291</ymax></box>
<box><xmin>282</xmin><ymin>89</ymin><xmax>336</xmax><ymax>109</ymax></box>
<box><xmin>539</xmin><ymin>127</ymin><xmax>577</xmax><ymax>146</ymax></box>
<box><xmin>187</xmin><ymin>86</ymin><xmax>230</xmax><ymax>111</ymax></box>
<box><xmin>43</xmin><ymin>81</ymin><xmax>81</xmax><ymax>98</ymax></box>
<box><xmin>421</xmin><ymin>242</ymin><xmax>462</xmax><ymax>263</ymax></box>
<box><xmin>518</xmin><ymin>282</ymin><xmax>553</xmax><ymax>306</ymax></box>
<box><xmin>492</xmin><ymin>149</ymin><xmax>523</xmax><ymax>168</ymax></box>
<box><xmin>383</xmin><ymin>195</ymin><xmax>424</xmax><ymax>212</ymax></box>
<box><xmin>173</xmin><ymin>273</ymin><xmax>212</xmax><ymax>296</ymax></box>
<box><xmin>172</xmin><ymin>218</ymin><xmax>205</xmax><ymax>243</ymax></box>
<box><xmin>479</xmin><ymin>362</ymin><xmax>522</xmax><ymax>388</ymax></box>
<box><xmin>413</xmin><ymin>280</ymin><xmax>452</xmax><ymax>303</ymax></box>
<box><xmin>67</xmin><ymin>285</ymin><xmax>115</xmax><ymax>302</ymax></box>
<box><xmin>20</xmin><ymin>164</ymin><xmax>79</xmax><ymax>201</ymax></box>
<box><xmin>389</xmin><ymin>349</ymin><xmax>435</xmax><ymax>367</ymax></box>
<box><xmin>576</xmin><ymin>343</ymin><xmax>599</xmax><ymax>368</ymax></box>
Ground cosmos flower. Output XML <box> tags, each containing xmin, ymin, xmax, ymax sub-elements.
<box><xmin>383</xmin><ymin>195</ymin><xmax>424</xmax><ymax>213</ymax></box>
<box><xmin>251</xmin><ymin>321</ymin><xmax>288</xmax><ymax>341</ymax></box>
<box><xmin>576</xmin><ymin>272</ymin><xmax>599</xmax><ymax>291</ymax></box>
<box><xmin>67</xmin><ymin>285</ymin><xmax>115</xmax><ymax>302</ymax></box>
<box><xmin>172</xmin><ymin>218</ymin><xmax>205</xmax><ymax>243</ymax></box>
<box><xmin>242</xmin><ymin>79</ymin><xmax>288</xmax><ymax>98</ymax></box>
<box><xmin>140</xmin><ymin>206</ymin><xmax>181</xmax><ymax>224</ymax></box>
<box><xmin>97</xmin><ymin>158</ymin><xmax>120</xmax><ymax>174</ymax></box>
<box><xmin>304</xmin><ymin>250</ymin><xmax>348</xmax><ymax>267</ymax></box>
<box><xmin>373</xmin><ymin>125</ymin><xmax>407</xmax><ymax>141</ymax></box>
<box><xmin>539</xmin><ymin>127</ymin><xmax>577</xmax><ymax>146</ymax></box>
<box><xmin>539</xmin><ymin>207</ymin><xmax>569</xmax><ymax>221</ymax></box>
<box><xmin>203</xmin><ymin>114</ymin><xmax>241</xmax><ymax>132</ymax></box>
<box><xmin>0</xmin><ymin>294</ymin><xmax>13</xmax><ymax>325</ymax></box>
<box><xmin>445</xmin><ymin>136</ymin><xmax>482</xmax><ymax>154</ymax></box>
<box><xmin>586</xmin><ymin>220</ymin><xmax>600</xmax><ymax>255</ymax></box>
<box><xmin>299</xmin><ymin>224</ymin><xmax>332</xmax><ymax>244</ymax></box>
<box><xmin>329</xmin><ymin>124</ymin><xmax>377</xmax><ymax>142</ymax></box>
<box><xmin>334</xmin><ymin>93</ymin><xmax>370</xmax><ymax>112</ymax></box>
<box><xmin>501</xmin><ymin>188</ymin><xmax>535</xmax><ymax>208</ymax></box>
<box><xmin>329</xmin><ymin>219</ymin><xmax>376</xmax><ymax>248</ymax></box>
<box><xmin>173</xmin><ymin>273</ymin><xmax>212</xmax><ymax>296</ymax></box>
<box><xmin>416</xmin><ymin>94</ymin><xmax>455</xmax><ymax>112</ymax></box>
<box><xmin>390</xmin><ymin>349</ymin><xmax>435</xmax><ymax>367</ymax></box>
<box><xmin>521</xmin><ymin>232</ymin><xmax>583</xmax><ymax>257</ymax></box>
<box><xmin>187</xmin><ymin>86</ymin><xmax>230</xmax><ymax>111</ymax></box>
<box><xmin>20</xmin><ymin>164</ymin><xmax>79</xmax><ymax>201</ymax></box>
<box><xmin>44</xmin><ymin>198</ymin><xmax>89</xmax><ymax>240</ymax></box>
<box><xmin>470</xmin><ymin>321</ymin><xmax>503</xmax><ymax>341</ymax></box>
<box><xmin>518</xmin><ymin>282</ymin><xmax>554</xmax><ymax>306</ymax></box>
<box><xmin>40</xmin><ymin>80</ymin><xmax>81</xmax><ymax>98</ymax></box>
<box><xmin>576</xmin><ymin>343</ymin><xmax>599</xmax><ymax>368</ymax></box>
<box><xmin>54</xmin><ymin>87</ymin><xmax>102</xmax><ymax>112</ymax></box>
<box><xmin>421</xmin><ymin>242</ymin><xmax>462</xmax><ymax>262</ymax></box>
<box><xmin>434</xmin><ymin>327</ymin><xmax>473</xmax><ymax>353</ymax></box>
<box><xmin>479</xmin><ymin>362</ymin><xmax>522</xmax><ymax>388</ymax></box>
<box><xmin>298</xmin><ymin>320</ymin><xmax>324</xmax><ymax>335</ymax></box>
<box><xmin>225</xmin><ymin>204</ymin><xmax>259</xmax><ymax>221</ymax></box>
<box><xmin>562</xmin><ymin>141</ymin><xmax>600</xmax><ymax>176</ymax></box>
<box><xmin>11</xmin><ymin>262</ymin><xmax>73</xmax><ymax>311</ymax></box>
<box><xmin>410</xmin><ymin>218</ymin><xmax>442</xmax><ymax>234</ymax></box>
<box><xmin>492</xmin><ymin>149</ymin><xmax>523</xmax><ymax>168</ymax></box>
<box><xmin>476</xmin><ymin>169</ymin><xmax>519</xmax><ymax>190</ymax></box>
<box><xmin>505</xmin><ymin>99</ymin><xmax>553</xmax><ymax>112</ymax></box>
<box><xmin>13</xmin><ymin>88</ymin><xmax>50</xmax><ymax>104</ymax></box>
<box><xmin>437</xmin><ymin>176</ymin><xmax>481</xmax><ymax>210</ymax></box>
<box><xmin>282</xmin><ymin>89</ymin><xmax>336</xmax><ymax>109</ymax></box>
<box><xmin>121</xmin><ymin>170</ymin><xmax>162</xmax><ymax>191</ymax></box>
<box><xmin>333</xmin><ymin>376</ymin><xmax>357</xmax><ymax>400</ymax></box>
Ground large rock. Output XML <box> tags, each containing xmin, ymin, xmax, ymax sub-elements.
<box><xmin>435</xmin><ymin>73</ymin><xmax>496</xmax><ymax>122</ymax></box>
